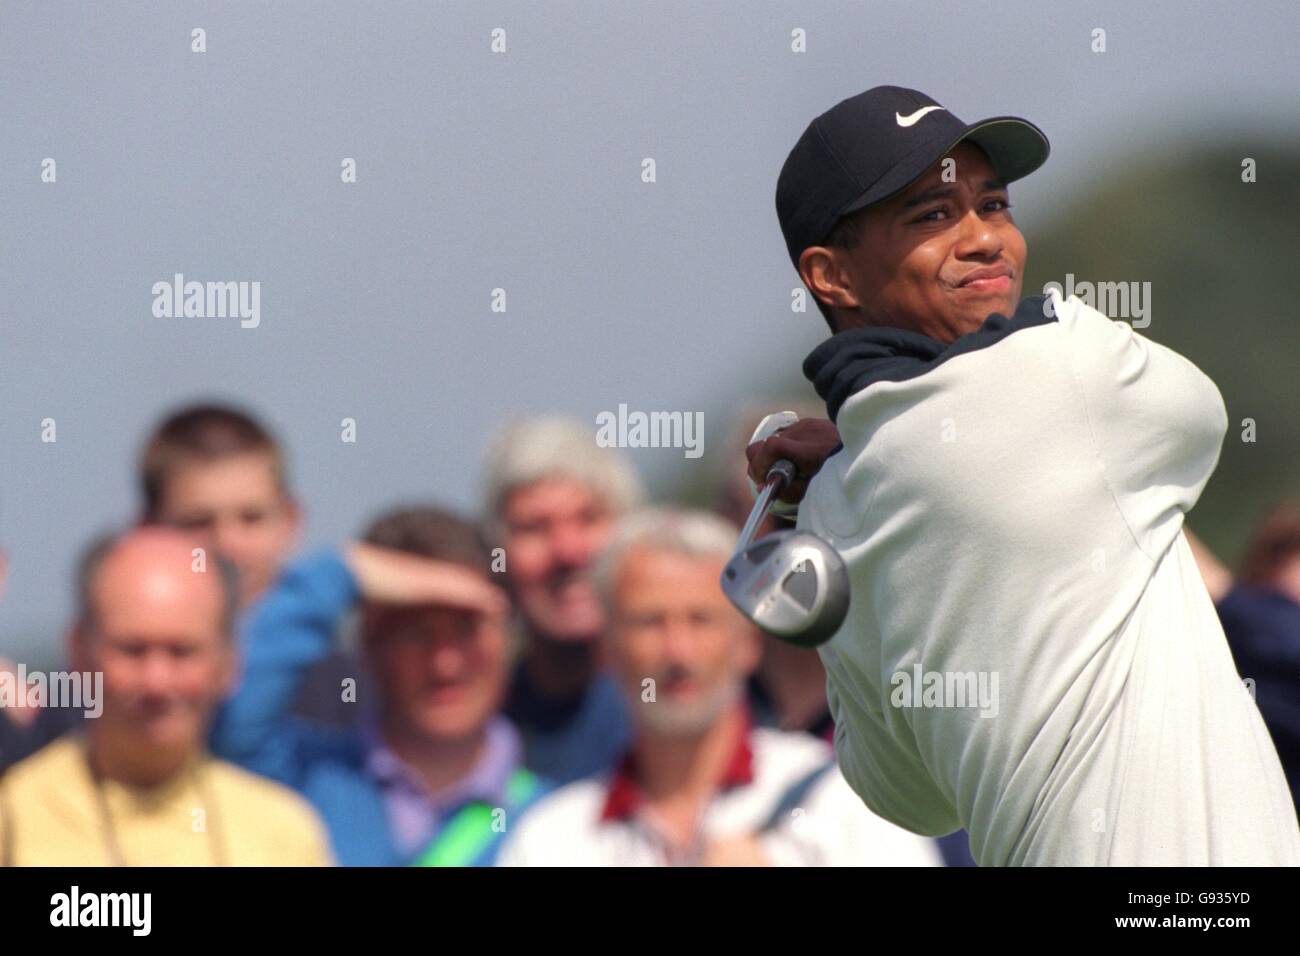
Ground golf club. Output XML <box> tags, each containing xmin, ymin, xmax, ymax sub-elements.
<box><xmin>721</xmin><ymin>452</ymin><xmax>851</xmax><ymax>648</ymax></box>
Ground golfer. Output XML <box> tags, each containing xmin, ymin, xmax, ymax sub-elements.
<box><xmin>754</xmin><ymin>85</ymin><xmax>1300</xmax><ymax>865</ymax></box>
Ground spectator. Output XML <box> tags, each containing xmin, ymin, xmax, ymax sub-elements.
<box><xmin>0</xmin><ymin>661</ymin><xmax>70</xmax><ymax>774</ymax></box>
<box><xmin>138</xmin><ymin>403</ymin><xmax>365</xmax><ymax>727</ymax></box>
<box><xmin>1185</xmin><ymin>527</ymin><xmax>1235</xmax><ymax>604</ymax></box>
<box><xmin>1217</xmin><ymin>500</ymin><xmax>1300</xmax><ymax>815</ymax></box>
<box><xmin>0</xmin><ymin>528</ymin><xmax>331</xmax><ymax>865</ymax></box>
<box><xmin>0</xmin><ymin>548</ymin><xmax>55</xmax><ymax>770</ymax></box>
<box><xmin>211</xmin><ymin>506</ymin><xmax>545</xmax><ymax>866</ymax></box>
<box><xmin>0</xmin><ymin>551</ymin><xmax>45</xmax><ymax>771</ymax></box>
<box><xmin>139</xmin><ymin>404</ymin><xmax>301</xmax><ymax>609</ymax></box>
<box><xmin>483</xmin><ymin>417</ymin><xmax>642</xmax><ymax>785</ymax></box>
<box><xmin>0</xmin><ymin>553</ymin><xmax>85</xmax><ymax>771</ymax></box>
<box><xmin>496</xmin><ymin>508</ymin><xmax>943</xmax><ymax>866</ymax></box>
<box><xmin>0</xmin><ymin>654</ymin><xmax>37</xmax><ymax>771</ymax></box>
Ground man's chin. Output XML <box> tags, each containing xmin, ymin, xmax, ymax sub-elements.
<box><xmin>638</xmin><ymin>685</ymin><xmax>739</xmax><ymax>736</ymax></box>
<box><xmin>947</xmin><ymin>303</ymin><xmax>1017</xmax><ymax>341</ymax></box>
<box><xmin>996</xmin><ymin>289</ymin><xmax>1021</xmax><ymax>316</ymax></box>
<box><xmin>115</xmin><ymin>725</ymin><xmax>204</xmax><ymax>767</ymax></box>
<box><xmin>139</xmin><ymin>724</ymin><xmax>201</xmax><ymax>748</ymax></box>
<box><xmin>412</xmin><ymin>714</ymin><xmax>480</xmax><ymax>743</ymax></box>
<box><xmin>976</xmin><ymin>288</ymin><xmax>1021</xmax><ymax>322</ymax></box>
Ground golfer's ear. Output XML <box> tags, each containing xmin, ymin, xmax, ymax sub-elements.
<box><xmin>800</xmin><ymin>246</ymin><xmax>859</xmax><ymax>316</ymax></box>
<box><xmin>799</xmin><ymin>247</ymin><xmax>838</xmax><ymax>302</ymax></box>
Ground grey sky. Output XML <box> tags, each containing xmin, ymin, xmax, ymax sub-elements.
<box><xmin>1</xmin><ymin>0</ymin><xmax>1297</xmax><ymax>659</ymax></box>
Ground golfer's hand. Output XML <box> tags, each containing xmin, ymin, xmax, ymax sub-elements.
<box><xmin>344</xmin><ymin>542</ymin><xmax>508</xmax><ymax>617</ymax></box>
<box><xmin>745</xmin><ymin>418</ymin><xmax>840</xmax><ymax>504</ymax></box>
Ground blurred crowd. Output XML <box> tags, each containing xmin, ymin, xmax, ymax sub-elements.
<box><xmin>0</xmin><ymin>402</ymin><xmax>1296</xmax><ymax>867</ymax></box>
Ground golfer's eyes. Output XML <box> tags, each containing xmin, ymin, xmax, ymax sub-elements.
<box><xmin>914</xmin><ymin>198</ymin><xmax>1011</xmax><ymax>222</ymax></box>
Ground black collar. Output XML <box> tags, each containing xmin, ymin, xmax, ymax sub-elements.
<box><xmin>803</xmin><ymin>295</ymin><xmax>1054</xmax><ymax>423</ymax></box>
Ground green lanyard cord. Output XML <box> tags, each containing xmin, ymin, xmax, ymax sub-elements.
<box><xmin>412</xmin><ymin>769</ymin><xmax>539</xmax><ymax>867</ymax></box>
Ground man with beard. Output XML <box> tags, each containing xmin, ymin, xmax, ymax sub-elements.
<box><xmin>483</xmin><ymin>417</ymin><xmax>644</xmax><ymax>785</ymax></box>
<box><xmin>495</xmin><ymin>509</ymin><xmax>941</xmax><ymax>866</ymax></box>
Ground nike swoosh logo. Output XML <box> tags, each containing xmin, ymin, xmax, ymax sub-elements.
<box><xmin>895</xmin><ymin>105</ymin><xmax>945</xmax><ymax>127</ymax></box>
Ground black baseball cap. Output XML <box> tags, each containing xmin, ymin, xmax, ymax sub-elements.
<box><xmin>776</xmin><ymin>86</ymin><xmax>1049</xmax><ymax>272</ymax></box>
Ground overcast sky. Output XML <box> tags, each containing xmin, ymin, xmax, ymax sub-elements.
<box><xmin>2</xmin><ymin>0</ymin><xmax>1297</xmax><ymax>659</ymax></box>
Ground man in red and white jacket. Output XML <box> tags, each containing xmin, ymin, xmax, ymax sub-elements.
<box><xmin>495</xmin><ymin>508</ymin><xmax>942</xmax><ymax>866</ymax></box>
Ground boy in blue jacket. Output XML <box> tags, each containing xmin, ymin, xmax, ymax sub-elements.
<box><xmin>211</xmin><ymin>506</ymin><xmax>549</xmax><ymax>865</ymax></box>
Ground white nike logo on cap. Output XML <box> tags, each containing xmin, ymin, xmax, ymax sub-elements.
<box><xmin>896</xmin><ymin>105</ymin><xmax>945</xmax><ymax>127</ymax></box>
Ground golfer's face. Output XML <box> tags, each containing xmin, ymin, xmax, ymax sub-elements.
<box><xmin>841</xmin><ymin>141</ymin><xmax>1026</xmax><ymax>343</ymax></box>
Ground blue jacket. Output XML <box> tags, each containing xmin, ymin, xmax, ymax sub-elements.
<box><xmin>210</xmin><ymin>550</ymin><xmax>548</xmax><ymax>866</ymax></box>
<box><xmin>1218</xmin><ymin>583</ymin><xmax>1300</xmax><ymax>813</ymax></box>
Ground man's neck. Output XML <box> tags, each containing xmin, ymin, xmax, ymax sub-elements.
<box><xmin>381</xmin><ymin>719</ymin><xmax>489</xmax><ymax>797</ymax></box>
<box><xmin>523</xmin><ymin>631</ymin><xmax>601</xmax><ymax>701</ymax></box>
<box><xmin>87</xmin><ymin>731</ymin><xmax>196</xmax><ymax>790</ymax></box>
<box><xmin>757</xmin><ymin>642</ymin><xmax>829</xmax><ymax>732</ymax></box>
<box><xmin>636</xmin><ymin>705</ymin><xmax>747</xmax><ymax>810</ymax></box>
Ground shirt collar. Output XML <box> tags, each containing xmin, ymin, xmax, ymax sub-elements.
<box><xmin>364</xmin><ymin>716</ymin><xmax>522</xmax><ymax>812</ymax></box>
<box><xmin>599</xmin><ymin>707</ymin><xmax>755</xmax><ymax>822</ymax></box>
<box><xmin>802</xmin><ymin>294</ymin><xmax>1052</xmax><ymax>423</ymax></box>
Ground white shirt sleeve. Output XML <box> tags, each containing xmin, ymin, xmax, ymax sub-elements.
<box><xmin>1055</xmin><ymin>291</ymin><xmax>1228</xmax><ymax>560</ymax></box>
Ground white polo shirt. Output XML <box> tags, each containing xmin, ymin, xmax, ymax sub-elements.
<box><xmin>496</xmin><ymin>721</ymin><xmax>942</xmax><ymax>866</ymax></box>
<box><xmin>800</xmin><ymin>289</ymin><xmax>1300</xmax><ymax>865</ymax></box>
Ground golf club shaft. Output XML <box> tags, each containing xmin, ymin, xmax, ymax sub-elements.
<box><xmin>736</xmin><ymin>459</ymin><xmax>797</xmax><ymax>552</ymax></box>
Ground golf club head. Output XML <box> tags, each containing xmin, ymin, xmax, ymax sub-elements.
<box><xmin>720</xmin><ymin>529</ymin><xmax>850</xmax><ymax>647</ymax></box>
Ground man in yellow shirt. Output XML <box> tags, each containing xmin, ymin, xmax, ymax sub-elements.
<box><xmin>0</xmin><ymin>527</ymin><xmax>331</xmax><ymax>866</ymax></box>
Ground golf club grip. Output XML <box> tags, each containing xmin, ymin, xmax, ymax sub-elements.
<box><xmin>765</xmin><ymin>458</ymin><xmax>798</xmax><ymax>491</ymax></box>
<box><xmin>735</xmin><ymin>459</ymin><xmax>798</xmax><ymax>551</ymax></box>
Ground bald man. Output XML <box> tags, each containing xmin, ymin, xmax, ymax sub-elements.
<box><xmin>0</xmin><ymin>528</ymin><xmax>332</xmax><ymax>865</ymax></box>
